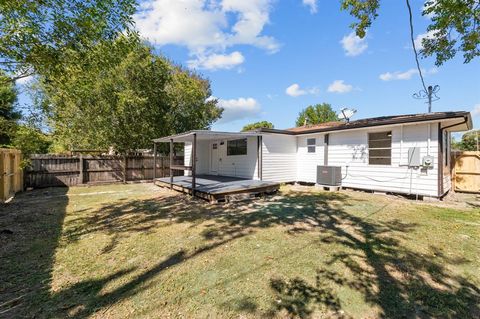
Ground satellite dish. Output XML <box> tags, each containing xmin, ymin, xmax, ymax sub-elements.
<box><xmin>338</xmin><ymin>108</ymin><xmax>357</xmax><ymax>123</ymax></box>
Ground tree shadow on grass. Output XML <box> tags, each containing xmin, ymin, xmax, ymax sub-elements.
<box><xmin>261</xmin><ymin>194</ymin><xmax>480</xmax><ymax>318</ymax></box>
<box><xmin>0</xmin><ymin>187</ymin><xmax>69</xmax><ymax>318</ymax></box>
<box><xmin>55</xmin><ymin>190</ymin><xmax>480</xmax><ymax>318</ymax></box>
<box><xmin>3</xmin><ymin>186</ymin><xmax>479</xmax><ymax>318</ymax></box>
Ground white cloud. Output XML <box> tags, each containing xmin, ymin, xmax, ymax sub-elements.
<box><xmin>286</xmin><ymin>84</ymin><xmax>306</xmax><ymax>97</ymax></box>
<box><xmin>217</xmin><ymin>97</ymin><xmax>261</xmax><ymax>123</ymax></box>
<box><xmin>327</xmin><ymin>80</ymin><xmax>353</xmax><ymax>94</ymax></box>
<box><xmin>134</xmin><ymin>0</ymin><xmax>279</xmax><ymax>71</ymax></box>
<box><xmin>340</xmin><ymin>31</ymin><xmax>368</xmax><ymax>56</ymax></box>
<box><xmin>472</xmin><ymin>104</ymin><xmax>480</xmax><ymax>117</ymax></box>
<box><xmin>379</xmin><ymin>67</ymin><xmax>438</xmax><ymax>81</ymax></box>
<box><xmin>285</xmin><ymin>83</ymin><xmax>319</xmax><ymax>97</ymax></box>
<box><xmin>413</xmin><ymin>30</ymin><xmax>436</xmax><ymax>50</ymax></box>
<box><xmin>187</xmin><ymin>51</ymin><xmax>245</xmax><ymax>70</ymax></box>
<box><xmin>302</xmin><ymin>0</ymin><xmax>318</xmax><ymax>13</ymax></box>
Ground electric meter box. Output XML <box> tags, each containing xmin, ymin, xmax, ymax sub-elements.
<box><xmin>422</xmin><ymin>155</ymin><xmax>434</xmax><ymax>168</ymax></box>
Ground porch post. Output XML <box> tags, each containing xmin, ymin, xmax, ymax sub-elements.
<box><xmin>192</xmin><ymin>133</ymin><xmax>197</xmax><ymax>196</ymax></box>
<box><xmin>257</xmin><ymin>135</ymin><xmax>262</xmax><ymax>180</ymax></box>
<box><xmin>170</xmin><ymin>139</ymin><xmax>173</xmax><ymax>189</ymax></box>
<box><xmin>153</xmin><ymin>142</ymin><xmax>157</xmax><ymax>180</ymax></box>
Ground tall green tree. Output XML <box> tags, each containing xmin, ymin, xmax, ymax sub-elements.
<box><xmin>296</xmin><ymin>103</ymin><xmax>338</xmax><ymax>127</ymax></box>
<box><xmin>241</xmin><ymin>121</ymin><xmax>274</xmax><ymax>132</ymax></box>
<box><xmin>41</xmin><ymin>37</ymin><xmax>222</xmax><ymax>153</ymax></box>
<box><xmin>341</xmin><ymin>0</ymin><xmax>479</xmax><ymax>66</ymax></box>
<box><xmin>0</xmin><ymin>0</ymin><xmax>137</xmax><ymax>82</ymax></box>
<box><xmin>455</xmin><ymin>130</ymin><xmax>480</xmax><ymax>151</ymax></box>
<box><xmin>0</xmin><ymin>71</ymin><xmax>20</xmax><ymax>145</ymax></box>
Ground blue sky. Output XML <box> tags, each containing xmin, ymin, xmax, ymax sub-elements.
<box><xmin>18</xmin><ymin>0</ymin><xmax>480</xmax><ymax>133</ymax></box>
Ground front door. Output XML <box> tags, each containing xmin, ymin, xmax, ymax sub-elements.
<box><xmin>210</xmin><ymin>142</ymin><xmax>219</xmax><ymax>175</ymax></box>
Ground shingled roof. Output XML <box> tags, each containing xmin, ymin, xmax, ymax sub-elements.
<box><xmin>256</xmin><ymin>111</ymin><xmax>472</xmax><ymax>135</ymax></box>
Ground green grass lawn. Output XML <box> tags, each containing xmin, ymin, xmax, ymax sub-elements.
<box><xmin>1</xmin><ymin>183</ymin><xmax>479</xmax><ymax>318</ymax></box>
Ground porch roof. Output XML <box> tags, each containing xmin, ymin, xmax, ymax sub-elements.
<box><xmin>153</xmin><ymin>130</ymin><xmax>261</xmax><ymax>143</ymax></box>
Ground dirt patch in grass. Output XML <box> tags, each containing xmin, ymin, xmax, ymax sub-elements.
<box><xmin>1</xmin><ymin>183</ymin><xmax>479</xmax><ymax>318</ymax></box>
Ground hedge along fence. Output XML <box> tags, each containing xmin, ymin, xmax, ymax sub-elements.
<box><xmin>25</xmin><ymin>154</ymin><xmax>184</xmax><ymax>188</ymax></box>
<box><xmin>0</xmin><ymin>149</ymin><xmax>23</xmax><ymax>203</ymax></box>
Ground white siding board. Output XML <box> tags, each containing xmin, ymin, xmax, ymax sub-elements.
<box><xmin>296</xmin><ymin>123</ymin><xmax>440</xmax><ymax>197</ymax></box>
<box><xmin>218</xmin><ymin>136</ymin><xmax>258</xmax><ymax>179</ymax></box>
<box><xmin>262</xmin><ymin>134</ymin><xmax>297</xmax><ymax>182</ymax></box>
<box><xmin>296</xmin><ymin>135</ymin><xmax>325</xmax><ymax>183</ymax></box>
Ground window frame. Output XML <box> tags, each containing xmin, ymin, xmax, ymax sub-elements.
<box><xmin>226</xmin><ymin>138</ymin><xmax>248</xmax><ymax>156</ymax></box>
<box><xmin>307</xmin><ymin>138</ymin><xmax>316</xmax><ymax>153</ymax></box>
<box><xmin>368</xmin><ymin>131</ymin><xmax>392</xmax><ymax>166</ymax></box>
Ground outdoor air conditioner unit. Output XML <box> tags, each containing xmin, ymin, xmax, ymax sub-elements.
<box><xmin>316</xmin><ymin>166</ymin><xmax>342</xmax><ymax>186</ymax></box>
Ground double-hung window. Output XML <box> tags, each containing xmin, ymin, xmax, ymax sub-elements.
<box><xmin>368</xmin><ymin>132</ymin><xmax>392</xmax><ymax>165</ymax></box>
<box><xmin>307</xmin><ymin>138</ymin><xmax>316</xmax><ymax>153</ymax></box>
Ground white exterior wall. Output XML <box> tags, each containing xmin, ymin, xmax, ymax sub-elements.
<box><xmin>296</xmin><ymin>135</ymin><xmax>325</xmax><ymax>182</ymax></box>
<box><xmin>296</xmin><ymin>123</ymin><xmax>440</xmax><ymax>197</ymax></box>
<box><xmin>182</xmin><ymin>120</ymin><xmax>453</xmax><ymax>197</ymax></box>
<box><xmin>217</xmin><ymin>136</ymin><xmax>258</xmax><ymax>179</ymax></box>
<box><xmin>262</xmin><ymin>134</ymin><xmax>297</xmax><ymax>182</ymax></box>
<box><xmin>184</xmin><ymin>137</ymin><xmax>258</xmax><ymax>179</ymax></box>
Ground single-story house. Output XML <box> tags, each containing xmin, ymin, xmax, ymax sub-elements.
<box><xmin>153</xmin><ymin>111</ymin><xmax>472</xmax><ymax>200</ymax></box>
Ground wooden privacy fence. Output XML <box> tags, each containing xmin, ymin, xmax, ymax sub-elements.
<box><xmin>25</xmin><ymin>155</ymin><xmax>184</xmax><ymax>188</ymax></box>
<box><xmin>0</xmin><ymin>149</ymin><xmax>23</xmax><ymax>203</ymax></box>
<box><xmin>452</xmin><ymin>151</ymin><xmax>480</xmax><ymax>194</ymax></box>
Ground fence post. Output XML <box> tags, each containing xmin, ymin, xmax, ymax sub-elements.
<box><xmin>123</xmin><ymin>155</ymin><xmax>127</xmax><ymax>183</ymax></box>
<box><xmin>0</xmin><ymin>152</ymin><xmax>4</xmax><ymax>202</ymax></box>
<box><xmin>79</xmin><ymin>155</ymin><xmax>84</xmax><ymax>184</ymax></box>
<box><xmin>161</xmin><ymin>156</ymin><xmax>165</xmax><ymax>177</ymax></box>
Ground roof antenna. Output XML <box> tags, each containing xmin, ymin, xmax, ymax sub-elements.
<box><xmin>413</xmin><ymin>85</ymin><xmax>440</xmax><ymax>113</ymax></box>
<box><xmin>339</xmin><ymin>108</ymin><xmax>357</xmax><ymax>123</ymax></box>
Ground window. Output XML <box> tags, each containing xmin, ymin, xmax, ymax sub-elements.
<box><xmin>227</xmin><ymin>138</ymin><xmax>247</xmax><ymax>156</ymax></box>
<box><xmin>368</xmin><ymin>131</ymin><xmax>392</xmax><ymax>165</ymax></box>
<box><xmin>307</xmin><ymin>138</ymin><xmax>316</xmax><ymax>153</ymax></box>
<box><xmin>212</xmin><ymin>143</ymin><xmax>218</xmax><ymax>150</ymax></box>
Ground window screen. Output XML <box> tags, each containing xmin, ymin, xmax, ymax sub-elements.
<box><xmin>227</xmin><ymin>138</ymin><xmax>247</xmax><ymax>156</ymax></box>
<box><xmin>368</xmin><ymin>132</ymin><xmax>392</xmax><ymax>165</ymax></box>
<box><xmin>307</xmin><ymin>138</ymin><xmax>316</xmax><ymax>153</ymax></box>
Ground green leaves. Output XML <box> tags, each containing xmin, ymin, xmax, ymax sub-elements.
<box><xmin>295</xmin><ymin>103</ymin><xmax>339</xmax><ymax>127</ymax></box>
<box><xmin>241</xmin><ymin>121</ymin><xmax>274</xmax><ymax>132</ymax></box>
<box><xmin>0</xmin><ymin>71</ymin><xmax>20</xmax><ymax>145</ymax></box>
<box><xmin>41</xmin><ymin>37</ymin><xmax>222</xmax><ymax>153</ymax></box>
<box><xmin>422</xmin><ymin>0</ymin><xmax>480</xmax><ymax>65</ymax></box>
<box><xmin>341</xmin><ymin>0</ymin><xmax>479</xmax><ymax>65</ymax></box>
<box><xmin>0</xmin><ymin>0</ymin><xmax>137</xmax><ymax>81</ymax></box>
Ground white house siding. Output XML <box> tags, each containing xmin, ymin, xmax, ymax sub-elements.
<box><xmin>296</xmin><ymin>135</ymin><xmax>325</xmax><ymax>183</ymax></box>
<box><xmin>261</xmin><ymin>134</ymin><xmax>297</xmax><ymax>182</ymax></box>
<box><xmin>183</xmin><ymin>140</ymin><xmax>209</xmax><ymax>176</ymax></box>
<box><xmin>184</xmin><ymin>142</ymin><xmax>191</xmax><ymax>176</ymax></box>
<box><xmin>296</xmin><ymin>123</ymin><xmax>441</xmax><ymax>197</ymax></box>
<box><xmin>217</xmin><ymin>136</ymin><xmax>258</xmax><ymax>178</ymax></box>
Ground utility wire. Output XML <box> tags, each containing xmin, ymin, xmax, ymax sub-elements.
<box><xmin>406</xmin><ymin>0</ymin><xmax>428</xmax><ymax>93</ymax></box>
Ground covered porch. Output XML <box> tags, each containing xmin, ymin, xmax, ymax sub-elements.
<box><xmin>152</xmin><ymin>130</ymin><xmax>278</xmax><ymax>202</ymax></box>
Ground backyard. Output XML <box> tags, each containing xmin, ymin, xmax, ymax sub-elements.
<box><xmin>1</xmin><ymin>183</ymin><xmax>479</xmax><ymax>318</ymax></box>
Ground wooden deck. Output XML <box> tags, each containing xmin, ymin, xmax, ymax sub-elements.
<box><xmin>154</xmin><ymin>175</ymin><xmax>280</xmax><ymax>203</ymax></box>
